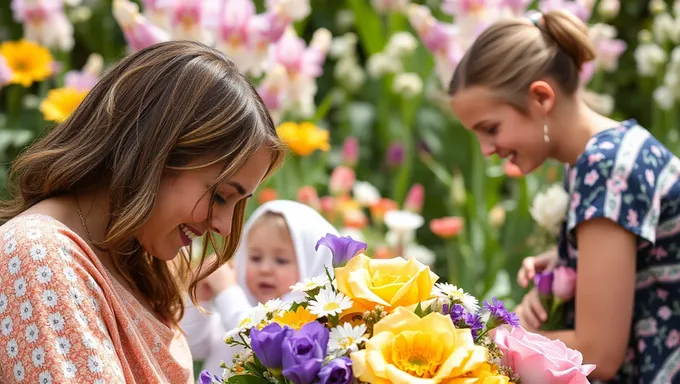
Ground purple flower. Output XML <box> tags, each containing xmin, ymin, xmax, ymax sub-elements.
<box><xmin>464</xmin><ymin>313</ymin><xmax>484</xmax><ymax>338</ymax></box>
<box><xmin>282</xmin><ymin>321</ymin><xmax>329</xmax><ymax>384</ymax></box>
<box><xmin>316</xmin><ymin>233</ymin><xmax>367</xmax><ymax>267</ymax></box>
<box><xmin>444</xmin><ymin>303</ymin><xmax>467</xmax><ymax>324</ymax></box>
<box><xmin>250</xmin><ymin>323</ymin><xmax>293</xmax><ymax>369</ymax></box>
<box><xmin>198</xmin><ymin>370</ymin><xmax>220</xmax><ymax>384</ymax></box>
<box><xmin>483</xmin><ymin>297</ymin><xmax>520</xmax><ymax>328</ymax></box>
<box><xmin>386</xmin><ymin>142</ymin><xmax>405</xmax><ymax>167</ymax></box>
<box><xmin>318</xmin><ymin>357</ymin><xmax>353</xmax><ymax>384</ymax></box>
<box><xmin>534</xmin><ymin>270</ymin><xmax>554</xmax><ymax>296</ymax></box>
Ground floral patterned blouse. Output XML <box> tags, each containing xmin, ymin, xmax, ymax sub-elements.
<box><xmin>0</xmin><ymin>214</ymin><xmax>194</xmax><ymax>383</ymax></box>
<box><xmin>557</xmin><ymin>119</ymin><xmax>680</xmax><ymax>383</ymax></box>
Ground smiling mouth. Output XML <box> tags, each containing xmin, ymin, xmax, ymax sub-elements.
<box><xmin>258</xmin><ymin>282</ymin><xmax>276</xmax><ymax>291</ymax></box>
<box><xmin>179</xmin><ymin>224</ymin><xmax>201</xmax><ymax>241</ymax></box>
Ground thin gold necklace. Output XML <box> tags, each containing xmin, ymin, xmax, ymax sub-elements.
<box><xmin>74</xmin><ymin>196</ymin><xmax>94</xmax><ymax>244</ymax></box>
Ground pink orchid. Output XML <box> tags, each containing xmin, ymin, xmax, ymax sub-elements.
<box><xmin>113</xmin><ymin>0</ymin><xmax>170</xmax><ymax>52</ymax></box>
<box><xmin>10</xmin><ymin>0</ymin><xmax>74</xmax><ymax>51</ymax></box>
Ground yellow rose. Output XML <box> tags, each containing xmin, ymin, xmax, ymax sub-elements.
<box><xmin>334</xmin><ymin>254</ymin><xmax>438</xmax><ymax>313</ymax></box>
<box><xmin>447</xmin><ymin>363</ymin><xmax>513</xmax><ymax>384</ymax></box>
<box><xmin>350</xmin><ymin>307</ymin><xmax>490</xmax><ymax>384</ymax></box>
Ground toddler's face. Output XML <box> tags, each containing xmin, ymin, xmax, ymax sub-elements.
<box><xmin>245</xmin><ymin>220</ymin><xmax>299</xmax><ymax>304</ymax></box>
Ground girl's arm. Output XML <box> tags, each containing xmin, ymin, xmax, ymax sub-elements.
<box><xmin>534</xmin><ymin>217</ymin><xmax>636</xmax><ymax>380</ymax></box>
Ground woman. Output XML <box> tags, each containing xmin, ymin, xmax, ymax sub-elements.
<box><xmin>0</xmin><ymin>41</ymin><xmax>285</xmax><ymax>382</ymax></box>
<box><xmin>449</xmin><ymin>9</ymin><xmax>680</xmax><ymax>383</ymax></box>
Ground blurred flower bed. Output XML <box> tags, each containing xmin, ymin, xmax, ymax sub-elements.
<box><xmin>0</xmin><ymin>0</ymin><xmax>672</xmax><ymax>305</ymax></box>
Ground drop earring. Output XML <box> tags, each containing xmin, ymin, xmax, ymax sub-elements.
<box><xmin>543</xmin><ymin>124</ymin><xmax>550</xmax><ymax>143</ymax></box>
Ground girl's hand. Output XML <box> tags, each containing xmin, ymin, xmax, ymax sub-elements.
<box><xmin>516</xmin><ymin>287</ymin><xmax>547</xmax><ymax>330</ymax></box>
<box><xmin>517</xmin><ymin>248</ymin><xmax>559</xmax><ymax>288</ymax></box>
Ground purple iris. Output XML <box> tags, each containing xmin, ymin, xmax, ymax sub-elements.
<box><xmin>315</xmin><ymin>233</ymin><xmax>367</xmax><ymax>267</ymax></box>
<box><xmin>533</xmin><ymin>270</ymin><xmax>554</xmax><ymax>296</ymax></box>
<box><xmin>250</xmin><ymin>322</ymin><xmax>293</xmax><ymax>369</ymax></box>
<box><xmin>317</xmin><ymin>357</ymin><xmax>353</xmax><ymax>384</ymax></box>
<box><xmin>282</xmin><ymin>321</ymin><xmax>330</xmax><ymax>384</ymax></box>
<box><xmin>483</xmin><ymin>297</ymin><xmax>520</xmax><ymax>328</ymax></box>
<box><xmin>197</xmin><ymin>370</ymin><xmax>220</xmax><ymax>384</ymax></box>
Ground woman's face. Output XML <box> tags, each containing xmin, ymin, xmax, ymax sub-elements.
<box><xmin>138</xmin><ymin>147</ymin><xmax>272</xmax><ymax>261</ymax></box>
<box><xmin>450</xmin><ymin>86</ymin><xmax>551</xmax><ymax>175</ymax></box>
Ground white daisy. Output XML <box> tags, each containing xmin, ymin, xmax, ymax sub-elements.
<box><xmin>6</xmin><ymin>339</ymin><xmax>18</xmax><ymax>358</ymax></box>
<box><xmin>14</xmin><ymin>278</ymin><xmax>26</xmax><ymax>297</ymax></box>
<box><xmin>2</xmin><ymin>317</ymin><xmax>13</xmax><ymax>336</ymax></box>
<box><xmin>48</xmin><ymin>313</ymin><xmax>65</xmax><ymax>332</ymax></box>
<box><xmin>328</xmin><ymin>323</ymin><xmax>368</xmax><ymax>355</ymax></box>
<box><xmin>32</xmin><ymin>347</ymin><xmax>45</xmax><ymax>367</ymax></box>
<box><xmin>225</xmin><ymin>305</ymin><xmax>268</xmax><ymax>341</ymax></box>
<box><xmin>38</xmin><ymin>371</ymin><xmax>52</xmax><ymax>384</ymax></box>
<box><xmin>8</xmin><ymin>256</ymin><xmax>21</xmax><ymax>275</ymax></box>
<box><xmin>308</xmin><ymin>289</ymin><xmax>353</xmax><ymax>318</ymax></box>
<box><xmin>262</xmin><ymin>298</ymin><xmax>289</xmax><ymax>313</ymax></box>
<box><xmin>82</xmin><ymin>331</ymin><xmax>98</xmax><ymax>349</ymax></box>
<box><xmin>63</xmin><ymin>266</ymin><xmax>77</xmax><ymax>282</ymax></box>
<box><xmin>55</xmin><ymin>337</ymin><xmax>71</xmax><ymax>355</ymax></box>
<box><xmin>42</xmin><ymin>290</ymin><xmax>58</xmax><ymax>308</ymax></box>
<box><xmin>29</xmin><ymin>244</ymin><xmax>47</xmax><ymax>261</ymax></box>
<box><xmin>88</xmin><ymin>355</ymin><xmax>103</xmax><ymax>373</ymax></box>
<box><xmin>25</xmin><ymin>324</ymin><xmax>39</xmax><ymax>344</ymax></box>
<box><xmin>36</xmin><ymin>266</ymin><xmax>53</xmax><ymax>284</ymax></box>
<box><xmin>26</xmin><ymin>228</ymin><xmax>42</xmax><ymax>240</ymax></box>
<box><xmin>68</xmin><ymin>287</ymin><xmax>84</xmax><ymax>306</ymax></box>
<box><xmin>14</xmin><ymin>362</ymin><xmax>25</xmax><ymax>381</ymax></box>
<box><xmin>4</xmin><ymin>238</ymin><xmax>16</xmax><ymax>254</ymax></box>
<box><xmin>19</xmin><ymin>301</ymin><xmax>32</xmax><ymax>320</ymax></box>
<box><xmin>290</xmin><ymin>275</ymin><xmax>330</xmax><ymax>292</ymax></box>
<box><xmin>431</xmin><ymin>283</ymin><xmax>479</xmax><ymax>313</ymax></box>
<box><xmin>0</xmin><ymin>293</ymin><xmax>8</xmax><ymax>314</ymax></box>
<box><xmin>62</xmin><ymin>361</ymin><xmax>77</xmax><ymax>378</ymax></box>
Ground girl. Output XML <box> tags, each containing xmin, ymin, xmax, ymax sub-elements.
<box><xmin>449</xmin><ymin>10</ymin><xmax>680</xmax><ymax>383</ymax></box>
<box><xmin>180</xmin><ymin>200</ymin><xmax>339</xmax><ymax>377</ymax></box>
<box><xmin>0</xmin><ymin>41</ymin><xmax>285</xmax><ymax>383</ymax></box>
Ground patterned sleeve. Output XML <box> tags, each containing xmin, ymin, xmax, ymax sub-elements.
<box><xmin>0</xmin><ymin>219</ymin><xmax>125</xmax><ymax>383</ymax></box>
<box><xmin>567</xmin><ymin>127</ymin><xmax>675</xmax><ymax>245</ymax></box>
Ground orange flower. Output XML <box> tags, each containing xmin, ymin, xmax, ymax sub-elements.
<box><xmin>430</xmin><ymin>216</ymin><xmax>464</xmax><ymax>238</ymax></box>
<box><xmin>343</xmin><ymin>209</ymin><xmax>368</xmax><ymax>229</ymax></box>
<box><xmin>369</xmin><ymin>198</ymin><xmax>399</xmax><ymax>223</ymax></box>
<box><xmin>503</xmin><ymin>161</ymin><xmax>523</xmax><ymax>178</ymax></box>
<box><xmin>257</xmin><ymin>188</ymin><xmax>278</xmax><ymax>205</ymax></box>
<box><xmin>545</xmin><ymin>165</ymin><xmax>559</xmax><ymax>182</ymax></box>
<box><xmin>372</xmin><ymin>245</ymin><xmax>394</xmax><ymax>259</ymax></box>
<box><xmin>296</xmin><ymin>186</ymin><xmax>320</xmax><ymax>210</ymax></box>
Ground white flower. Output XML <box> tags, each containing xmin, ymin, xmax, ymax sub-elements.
<box><xmin>652</xmin><ymin>12</ymin><xmax>679</xmax><ymax>44</ymax></box>
<box><xmin>431</xmin><ymin>283</ymin><xmax>479</xmax><ymax>313</ymax></box>
<box><xmin>26</xmin><ymin>228</ymin><xmax>42</xmax><ymax>240</ymax></box>
<box><xmin>372</xmin><ymin>0</ymin><xmax>409</xmax><ymax>13</ymax></box>
<box><xmin>290</xmin><ymin>275</ymin><xmax>330</xmax><ymax>292</ymax></box>
<box><xmin>75</xmin><ymin>310</ymin><xmax>88</xmax><ymax>325</ymax></box>
<box><xmin>385</xmin><ymin>32</ymin><xmax>418</xmax><ymax>57</ymax></box>
<box><xmin>32</xmin><ymin>347</ymin><xmax>45</xmax><ymax>367</ymax></box>
<box><xmin>63</xmin><ymin>266</ymin><xmax>77</xmax><ymax>282</ymax></box>
<box><xmin>0</xmin><ymin>293</ymin><xmax>7</xmax><ymax>313</ymax></box>
<box><xmin>227</xmin><ymin>305</ymin><xmax>268</xmax><ymax>340</ymax></box>
<box><xmin>334</xmin><ymin>56</ymin><xmax>366</xmax><ymax>91</ymax></box>
<box><xmin>14</xmin><ymin>362</ymin><xmax>25</xmax><ymax>381</ymax></box>
<box><xmin>328</xmin><ymin>323</ymin><xmax>368</xmax><ymax>355</ymax></box>
<box><xmin>25</xmin><ymin>324</ymin><xmax>39</xmax><ymax>344</ymax></box>
<box><xmin>386</xmin><ymin>229</ymin><xmax>415</xmax><ymax>247</ymax></box>
<box><xmin>30</xmin><ymin>244</ymin><xmax>47</xmax><ymax>261</ymax></box>
<box><xmin>384</xmin><ymin>210</ymin><xmax>424</xmax><ymax>236</ymax></box>
<box><xmin>14</xmin><ymin>278</ymin><xmax>26</xmax><ymax>297</ymax></box>
<box><xmin>654</xmin><ymin>86</ymin><xmax>675</xmax><ymax>110</ymax></box>
<box><xmin>38</xmin><ymin>371</ymin><xmax>53</xmax><ymax>384</ymax></box>
<box><xmin>367</xmin><ymin>52</ymin><xmax>402</xmax><ymax>78</ymax></box>
<box><xmin>393</xmin><ymin>72</ymin><xmax>423</xmax><ymax>98</ymax></box>
<box><xmin>63</xmin><ymin>361</ymin><xmax>77</xmax><ymax>378</ymax></box>
<box><xmin>48</xmin><ymin>313</ymin><xmax>65</xmax><ymax>332</ymax></box>
<box><xmin>530</xmin><ymin>184</ymin><xmax>569</xmax><ymax>234</ymax></box>
<box><xmin>19</xmin><ymin>301</ymin><xmax>32</xmax><ymax>320</ymax></box>
<box><xmin>55</xmin><ymin>336</ymin><xmax>71</xmax><ymax>355</ymax></box>
<box><xmin>36</xmin><ymin>265</ymin><xmax>53</xmax><ymax>284</ymax></box>
<box><xmin>42</xmin><ymin>290</ymin><xmax>58</xmax><ymax>308</ymax></box>
<box><xmin>88</xmin><ymin>355</ymin><xmax>103</xmax><ymax>373</ymax></box>
<box><xmin>263</xmin><ymin>298</ymin><xmax>289</xmax><ymax>313</ymax></box>
<box><xmin>82</xmin><ymin>331</ymin><xmax>98</xmax><ymax>349</ymax></box>
<box><xmin>4</xmin><ymin>238</ymin><xmax>16</xmax><ymax>254</ymax></box>
<box><xmin>597</xmin><ymin>0</ymin><xmax>620</xmax><ymax>19</ymax></box>
<box><xmin>634</xmin><ymin>43</ymin><xmax>667</xmax><ymax>76</ymax></box>
<box><xmin>268</xmin><ymin>0</ymin><xmax>311</xmax><ymax>21</ymax></box>
<box><xmin>8</xmin><ymin>256</ymin><xmax>21</xmax><ymax>275</ymax></box>
<box><xmin>2</xmin><ymin>317</ymin><xmax>13</xmax><ymax>336</ymax></box>
<box><xmin>6</xmin><ymin>339</ymin><xmax>18</xmax><ymax>358</ymax></box>
<box><xmin>308</xmin><ymin>289</ymin><xmax>353</xmax><ymax>317</ymax></box>
<box><xmin>68</xmin><ymin>287</ymin><xmax>84</xmax><ymax>306</ymax></box>
<box><xmin>404</xmin><ymin>244</ymin><xmax>436</xmax><ymax>266</ymax></box>
<box><xmin>329</xmin><ymin>33</ymin><xmax>358</xmax><ymax>59</ymax></box>
<box><xmin>352</xmin><ymin>181</ymin><xmax>381</xmax><ymax>206</ymax></box>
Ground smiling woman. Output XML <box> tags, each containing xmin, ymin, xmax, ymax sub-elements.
<box><xmin>0</xmin><ymin>41</ymin><xmax>285</xmax><ymax>383</ymax></box>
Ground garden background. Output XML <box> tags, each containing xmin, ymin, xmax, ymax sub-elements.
<box><xmin>0</xmin><ymin>0</ymin><xmax>676</xmax><ymax>307</ymax></box>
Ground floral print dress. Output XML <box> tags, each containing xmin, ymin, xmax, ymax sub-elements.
<box><xmin>0</xmin><ymin>214</ymin><xmax>194</xmax><ymax>383</ymax></box>
<box><xmin>557</xmin><ymin>119</ymin><xmax>680</xmax><ymax>383</ymax></box>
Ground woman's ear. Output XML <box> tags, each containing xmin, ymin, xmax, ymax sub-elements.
<box><xmin>528</xmin><ymin>80</ymin><xmax>556</xmax><ymax>115</ymax></box>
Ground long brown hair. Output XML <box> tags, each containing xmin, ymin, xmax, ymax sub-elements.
<box><xmin>0</xmin><ymin>41</ymin><xmax>286</xmax><ymax>326</ymax></box>
<box><xmin>449</xmin><ymin>9</ymin><xmax>596</xmax><ymax>110</ymax></box>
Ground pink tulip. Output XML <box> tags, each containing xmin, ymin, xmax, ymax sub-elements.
<box><xmin>495</xmin><ymin>326</ymin><xmax>595</xmax><ymax>384</ymax></box>
<box><xmin>404</xmin><ymin>184</ymin><xmax>424</xmax><ymax>213</ymax></box>
<box><xmin>329</xmin><ymin>166</ymin><xmax>355</xmax><ymax>196</ymax></box>
<box><xmin>296</xmin><ymin>186</ymin><xmax>320</xmax><ymax>211</ymax></box>
<box><xmin>342</xmin><ymin>137</ymin><xmax>359</xmax><ymax>167</ymax></box>
<box><xmin>552</xmin><ymin>266</ymin><xmax>577</xmax><ymax>301</ymax></box>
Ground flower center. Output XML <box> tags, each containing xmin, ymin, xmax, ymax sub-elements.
<box><xmin>323</xmin><ymin>302</ymin><xmax>341</xmax><ymax>312</ymax></box>
<box><xmin>391</xmin><ymin>332</ymin><xmax>444</xmax><ymax>378</ymax></box>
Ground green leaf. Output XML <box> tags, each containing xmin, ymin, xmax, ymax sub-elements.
<box><xmin>225</xmin><ymin>375</ymin><xmax>271</xmax><ymax>384</ymax></box>
<box><xmin>414</xmin><ymin>302</ymin><xmax>424</xmax><ymax>318</ymax></box>
<box><xmin>346</xmin><ymin>0</ymin><xmax>385</xmax><ymax>55</ymax></box>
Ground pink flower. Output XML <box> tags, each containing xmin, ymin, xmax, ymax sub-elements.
<box><xmin>0</xmin><ymin>55</ymin><xmax>12</xmax><ymax>88</ymax></box>
<box><xmin>296</xmin><ymin>186</ymin><xmax>320</xmax><ymax>211</ymax></box>
<box><xmin>329</xmin><ymin>166</ymin><xmax>355</xmax><ymax>196</ymax></box>
<box><xmin>626</xmin><ymin>209</ymin><xmax>639</xmax><ymax>228</ymax></box>
<box><xmin>666</xmin><ymin>330</ymin><xmax>679</xmax><ymax>349</ymax></box>
<box><xmin>651</xmin><ymin>145</ymin><xmax>662</xmax><ymax>157</ymax></box>
<box><xmin>570</xmin><ymin>192</ymin><xmax>581</xmax><ymax>209</ymax></box>
<box><xmin>552</xmin><ymin>266</ymin><xmax>576</xmax><ymax>301</ymax></box>
<box><xmin>658</xmin><ymin>289</ymin><xmax>669</xmax><ymax>301</ymax></box>
<box><xmin>584</xmin><ymin>169</ymin><xmax>599</xmax><ymax>186</ymax></box>
<box><xmin>651</xmin><ymin>247</ymin><xmax>668</xmax><ymax>260</ymax></box>
<box><xmin>587</xmin><ymin>152</ymin><xmax>603</xmax><ymax>165</ymax></box>
<box><xmin>638</xmin><ymin>339</ymin><xmax>646</xmax><ymax>352</ymax></box>
<box><xmin>342</xmin><ymin>137</ymin><xmax>359</xmax><ymax>167</ymax></box>
<box><xmin>607</xmin><ymin>176</ymin><xmax>628</xmax><ymax>195</ymax></box>
<box><xmin>113</xmin><ymin>0</ymin><xmax>170</xmax><ymax>52</ymax></box>
<box><xmin>494</xmin><ymin>326</ymin><xmax>595</xmax><ymax>384</ymax></box>
<box><xmin>645</xmin><ymin>169</ymin><xmax>655</xmax><ymax>186</ymax></box>
<box><xmin>658</xmin><ymin>306</ymin><xmax>672</xmax><ymax>321</ymax></box>
<box><xmin>584</xmin><ymin>206</ymin><xmax>597</xmax><ymax>220</ymax></box>
<box><xmin>404</xmin><ymin>184</ymin><xmax>424</xmax><ymax>213</ymax></box>
<box><xmin>599</xmin><ymin>141</ymin><xmax>615</xmax><ymax>150</ymax></box>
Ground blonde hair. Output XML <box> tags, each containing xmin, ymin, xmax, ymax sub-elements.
<box><xmin>449</xmin><ymin>10</ymin><xmax>596</xmax><ymax>112</ymax></box>
<box><xmin>0</xmin><ymin>41</ymin><xmax>286</xmax><ymax>326</ymax></box>
<box><xmin>248</xmin><ymin>211</ymin><xmax>292</xmax><ymax>244</ymax></box>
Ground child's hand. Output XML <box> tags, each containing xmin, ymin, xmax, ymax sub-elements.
<box><xmin>517</xmin><ymin>248</ymin><xmax>559</xmax><ymax>288</ymax></box>
<box><xmin>203</xmin><ymin>260</ymin><xmax>237</xmax><ymax>297</ymax></box>
<box><xmin>516</xmin><ymin>287</ymin><xmax>548</xmax><ymax>330</ymax></box>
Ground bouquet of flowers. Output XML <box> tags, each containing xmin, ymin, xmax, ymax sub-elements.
<box><xmin>533</xmin><ymin>266</ymin><xmax>577</xmax><ymax>331</ymax></box>
<box><xmin>200</xmin><ymin>234</ymin><xmax>595</xmax><ymax>384</ymax></box>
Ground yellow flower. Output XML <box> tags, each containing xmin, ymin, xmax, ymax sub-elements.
<box><xmin>40</xmin><ymin>87</ymin><xmax>88</xmax><ymax>123</ymax></box>
<box><xmin>276</xmin><ymin>121</ymin><xmax>330</xmax><ymax>156</ymax></box>
<box><xmin>350</xmin><ymin>307</ymin><xmax>489</xmax><ymax>384</ymax></box>
<box><xmin>0</xmin><ymin>40</ymin><xmax>53</xmax><ymax>87</ymax></box>
<box><xmin>273</xmin><ymin>306</ymin><xmax>317</xmax><ymax>330</ymax></box>
<box><xmin>334</xmin><ymin>254</ymin><xmax>438</xmax><ymax>314</ymax></box>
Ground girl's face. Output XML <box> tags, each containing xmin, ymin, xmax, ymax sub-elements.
<box><xmin>450</xmin><ymin>85</ymin><xmax>551</xmax><ymax>175</ymax></box>
<box><xmin>245</xmin><ymin>218</ymin><xmax>300</xmax><ymax>304</ymax></box>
